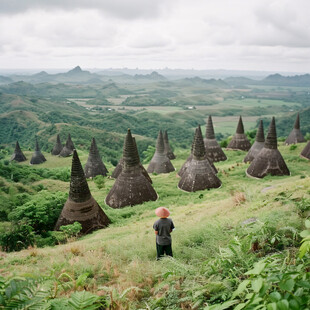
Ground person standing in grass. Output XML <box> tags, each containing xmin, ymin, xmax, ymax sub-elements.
<box><xmin>153</xmin><ymin>207</ymin><xmax>175</xmax><ymax>260</ymax></box>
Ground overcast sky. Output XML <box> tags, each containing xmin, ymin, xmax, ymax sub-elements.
<box><xmin>0</xmin><ymin>0</ymin><xmax>309</xmax><ymax>72</ymax></box>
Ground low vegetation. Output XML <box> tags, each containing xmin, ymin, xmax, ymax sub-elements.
<box><xmin>0</xmin><ymin>143</ymin><xmax>310</xmax><ymax>309</ymax></box>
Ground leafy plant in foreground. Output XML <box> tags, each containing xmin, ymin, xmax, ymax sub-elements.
<box><xmin>299</xmin><ymin>219</ymin><xmax>310</xmax><ymax>259</ymax></box>
<box><xmin>0</xmin><ymin>276</ymin><xmax>107</xmax><ymax>310</ymax></box>
<box><xmin>206</xmin><ymin>220</ymin><xmax>310</xmax><ymax>310</ymax></box>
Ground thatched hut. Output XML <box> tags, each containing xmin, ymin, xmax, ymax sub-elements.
<box><xmin>227</xmin><ymin>116</ymin><xmax>251</xmax><ymax>151</ymax></box>
<box><xmin>178</xmin><ymin>126</ymin><xmax>217</xmax><ymax>177</ymax></box>
<box><xmin>163</xmin><ymin>130</ymin><xmax>176</xmax><ymax>159</ymax></box>
<box><xmin>178</xmin><ymin>124</ymin><xmax>221</xmax><ymax>192</ymax></box>
<box><xmin>133</xmin><ymin>137</ymin><xmax>152</xmax><ymax>184</ymax></box>
<box><xmin>11</xmin><ymin>141</ymin><xmax>27</xmax><ymax>162</ymax></box>
<box><xmin>55</xmin><ymin>150</ymin><xmax>110</xmax><ymax>234</ymax></box>
<box><xmin>244</xmin><ymin>120</ymin><xmax>265</xmax><ymax>163</ymax></box>
<box><xmin>30</xmin><ymin>138</ymin><xmax>46</xmax><ymax>165</ymax></box>
<box><xmin>59</xmin><ymin>134</ymin><xmax>75</xmax><ymax>157</ymax></box>
<box><xmin>246</xmin><ymin>117</ymin><xmax>290</xmax><ymax>178</ymax></box>
<box><xmin>111</xmin><ymin>138</ymin><xmax>152</xmax><ymax>183</ymax></box>
<box><xmin>300</xmin><ymin>140</ymin><xmax>310</xmax><ymax>159</ymax></box>
<box><xmin>285</xmin><ymin>113</ymin><xmax>306</xmax><ymax>145</ymax></box>
<box><xmin>147</xmin><ymin>130</ymin><xmax>175</xmax><ymax>174</ymax></box>
<box><xmin>204</xmin><ymin>115</ymin><xmax>227</xmax><ymax>162</ymax></box>
<box><xmin>84</xmin><ymin>138</ymin><xmax>108</xmax><ymax>178</ymax></box>
<box><xmin>51</xmin><ymin>134</ymin><xmax>63</xmax><ymax>155</ymax></box>
<box><xmin>111</xmin><ymin>158</ymin><xmax>123</xmax><ymax>179</ymax></box>
<box><xmin>105</xmin><ymin>129</ymin><xmax>158</xmax><ymax>208</ymax></box>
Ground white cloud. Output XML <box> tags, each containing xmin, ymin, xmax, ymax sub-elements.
<box><xmin>0</xmin><ymin>0</ymin><xmax>310</xmax><ymax>72</ymax></box>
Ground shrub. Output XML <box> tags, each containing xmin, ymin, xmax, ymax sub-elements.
<box><xmin>8</xmin><ymin>191</ymin><xmax>67</xmax><ymax>234</ymax></box>
<box><xmin>0</xmin><ymin>222</ymin><xmax>35</xmax><ymax>252</ymax></box>
<box><xmin>60</xmin><ymin>222</ymin><xmax>82</xmax><ymax>240</ymax></box>
<box><xmin>93</xmin><ymin>175</ymin><xmax>105</xmax><ymax>189</ymax></box>
<box><xmin>289</xmin><ymin>144</ymin><xmax>298</xmax><ymax>151</ymax></box>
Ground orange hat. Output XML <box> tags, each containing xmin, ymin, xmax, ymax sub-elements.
<box><xmin>155</xmin><ymin>207</ymin><xmax>170</xmax><ymax>218</ymax></box>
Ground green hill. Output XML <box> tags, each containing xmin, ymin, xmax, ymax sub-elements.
<box><xmin>262</xmin><ymin>73</ymin><xmax>310</xmax><ymax>87</ymax></box>
<box><xmin>0</xmin><ymin>145</ymin><xmax>309</xmax><ymax>308</ymax></box>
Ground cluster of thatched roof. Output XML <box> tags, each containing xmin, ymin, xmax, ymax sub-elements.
<box><xmin>147</xmin><ymin>130</ymin><xmax>175</xmax><ymax>174</ymax></box>
<box><xmin>227</xmin><ymin>116</ymin><xmax>251</xmax><ymax>151</ymax></box>
<box><xmin>106</xmin><ymin>129</ymin><xmax>158</xmax><ymax>208</ymax></box>
<box><xmin>246</xmin><ymin>117</ymin><xmax>290</xmax><ymax>178</ymax></box>
<box><xmin>9</xmin><ymin>112</ymin><xmax>309</xmax><ymax>237</ymax></box>
<box><xmin>178</xmin><ymin>125</ymin><xmax>221</xmax><ymax>192</ymax></box>
<box><xmin>243</xmin><ymin>120</ymin><xmax>265</xmax><ymax>163</ymax></box>
<box><xmin>204</xmin><ymin>116</ymin><xmax>227</xmax><ymax>162</ymax></box>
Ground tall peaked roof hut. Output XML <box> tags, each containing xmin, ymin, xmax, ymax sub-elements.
<box><xmin>178</xmin><ymin>126</ymin><xmax>217</xmax><ymax>177</ymax></box>
<box><xmin>51</xmin><ymin>134</ymin><xmax>63</xmax><ymax>155</ymax></box>
<box><xmin>285</xmin><ymin>113</ymin><xmax>306</xmax><ymax>145</ymax></box>
<box><xmin>59</xmin><ymin>133</ymin><xmax>75</xmax><ymax>157</ymax></box>
<box><xmin>147</xmin><ymin>130</ymin><xmax>175</xmax><ymax>174</ymax></box>
<box><xmin>178</xmin><ymin>124</ymin><xmax>221</xmax><ymax>192</ymax></box>
<box><xmin>111</xmin><ymin>138</ymin><xmax>152</xmax><ymax>183</ymax></box>
<box><xmin>133</xmin><ymin>137</ymin><xmax>152</xmax><ymax>183</ymax></box>
<box><xmin>55</xmin><ymin>150</ymin><xmax>110</xmax><ymax>234</ymax></box>
<box><xmin>244</xmin><ymin>120</ymin><xmax>265</xmax><ymax>163</ymax></box>
<box><xmin>204</xmin><ymin>115</ymin><xmax>227</xmax><ymax>162</ymax></box>
<box><xmin>227</xmin><ymin>116</ymin><xmax>251</xmax><ymax>151</ymax></box>
<box><xmin>11</xmin><ymin>141</ymin><xmax>27</xmax><ymax>162</ymax></box>
<box><xmin>111</xmin><ymin>157</ymin><xmax>123</xmax><ymax>179</ymax></box>
<box><xmin>301</xmin><ymin>141</ymin><xmax>310</xmax><ymax>159</ymax></box>
<box><xmin>30</xmin><ymin>138</ymin><xmax>46</xmax><ymax>165</ymax></box>
<box><xmin>178</xmin><ymin>141</ymin><xmax>194</xmax><ymax>177</ymax></box>
<box><xmin>247</xmin><ymin>117</ymin><xmax>290</xmax><ymax>178</ymax></box>
<box><xmin>84</xmin><ymin>138</ymin><xmax>108</xmax><ymax>178</ymax></box>
<box><xmin>163</xmin><ymin>130</ymin><xmax>176</xmax><ymax>160</ymax></box>
<box><xmin>105</xmin><ymin>129</ymin><xmax>157</xmax><ymax>208</ymax></box>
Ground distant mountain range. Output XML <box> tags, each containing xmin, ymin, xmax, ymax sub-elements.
<box><xmin>1</xmin><ymin>66</ymin><xmax>310</xmax><ymax>87</ymax></box>
<box><xmin>225</xmin><ymin>74</ymin><xmax>310</xmax><ymax>87</ymax></box>
<box><xmin>0</xmin><ymin>66</ymin><xmax>167</xmax><ymax>85</ymax></box>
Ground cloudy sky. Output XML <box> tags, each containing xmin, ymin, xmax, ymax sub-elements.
<box><xmin>0</xmin><ymin>0</ymin><xmax>309</xmax><ymax>72</ymax></box>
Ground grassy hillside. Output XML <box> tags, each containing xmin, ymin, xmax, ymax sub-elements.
<box><xmin>0</xmin><ymin>144</ymin><xmax>310</xmax><ymax>308</ymax></box>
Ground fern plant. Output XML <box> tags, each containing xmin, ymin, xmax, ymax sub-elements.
<box><xmin>0</xmin><ymin>276</ymin><xmax>107</xmax><ymax>310</ymax></box>
<box><xmin>0</xmin><ymin>276</ymin><xmax>52</xmax><ymax>310</ymax></box>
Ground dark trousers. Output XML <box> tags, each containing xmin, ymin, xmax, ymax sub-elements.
<box><xmin>156</xmin><ymin>243</ymin><xmax>173</xmax><ymax>259</ymax></box>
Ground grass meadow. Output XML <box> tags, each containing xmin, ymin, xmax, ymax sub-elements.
<box><xmin>1</xmin><ymin>142</ymin><xmax>310</xmax><ymax>308</ymax></box>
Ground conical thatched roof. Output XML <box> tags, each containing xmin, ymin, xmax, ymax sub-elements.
<box><xmin>178</xmin><ymin>126</ymin><xmax>217</xmax><ymax>177</ymax></box>
<box><xmin>11</xmin><ymin>141</ymin><xmax>27</xmax><ymax>162</ymax></box>
<box><xmin>84</xmin><ymin>138</ymin><xmax>108</xmax><ymax>178</ymax></box>
<box><xmin>204</xmin><ymin>115</ymin><xmax>227</xmax><ymax>162</ymax></box>
<box><xmin>30</xmin><ymin>138</ymin><xmax>46</xmax><ymax>165</ymax></box>
<box><xmin>178</xmin><ymin>124</ymin><xmax>221</xmax><ymax>192</ymax></box>
<box><xmin>111</xmin><ymin>138</ymin><xmax>152</xmax><ymax>183</ymax></box>
<box><xmin>246</xmin><ymin>117</ymin><xmax>290</xmax><ymax>178</ymax></box>
<box><xmin>106</xmin><ymin>129</ymin><xmax>158</xmax><ymax>208</ymax></box>
<box><xmin>55</xmin><ymin>150</ymin><xmax>110</xmax><ymax>234</ymax></box>
<box><xmin>285</xmin><ymin>113</ymin><xmax>306</xmax><ymax>145</ymax></box>
<box><xmin>51</xmin><ymin>134</ymin><xmax>63</xmax><ymax>155</ymax></box>
<box><xmin>133</xmin><ymin>137</ymin><xmax>152</xmax><ymax>183</ymax></box>
<box><xmin>301</xmin><ymin>141</ymin><xmax>310</xmax><ymax>159</ymax></box>
<box><xmin>244</xmin><ymin>120</ymin><xmax>265</xmax><ymax>163</ymax></box>
<box><xmin>163</xmin><ymin>130</ymin><xmax>176</xmax><ymax>160</ymax></box>
<box><xmin>178</xmin><ymin>153</ymin><xmax>193</xmax><ymax>177</ymax></box>
<box><xmin>178</xmin><ymin>132</ymin><xmax>195</xmax><ymax>177</ymax></box>
<box><xmin>111</xmin><ymin>157</ymin><xmax>123</xmax><ymax>179</ymax></box>
<box><xmin>147</xmin><ymin>130</ymin><xmax>175</xmax><ymax>174</ymax></box>
<box><xmin>59</xmin><ymin>134</ymin><xmax>75</xmax><ymax>157</ymax></box>
<box><xmin>227</xmin><ymin>116</ymin><xmax>251</xmax><ymax>151</ymax></box>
